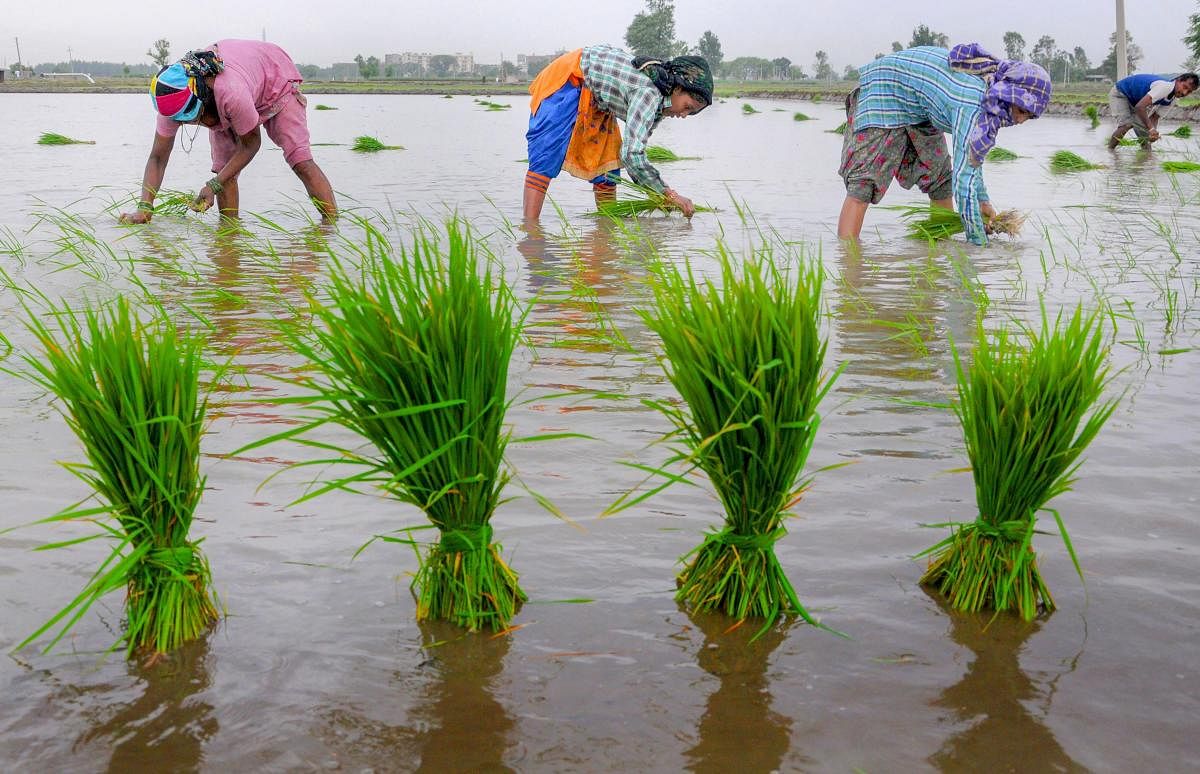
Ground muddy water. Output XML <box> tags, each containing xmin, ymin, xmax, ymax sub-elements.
<box><xmin>0</xmin><ymin>93</ymin><xmax>1197</xmax><ymax>772</ymax></box>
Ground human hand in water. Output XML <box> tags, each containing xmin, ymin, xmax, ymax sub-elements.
<box><xmin>191</xmin><ymin>185</ymin><xmax>216</xmax><ymax>213</ymax></box>
<box><xmin>118</xmin><ymin>208</ymin><xmax>153</xmax><ymax>225</ymax></box>
<box><xmin>664</xmin><ymin>188</ymin><xmax>696</xmax><ymax>218</ymax></box>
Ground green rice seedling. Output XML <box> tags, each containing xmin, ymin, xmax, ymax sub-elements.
<box><xmin>1169</xmin><ymin>124</ymin><xmax>1191</xmax><ymax>138</ymax></box>
<box><xmin>899</xmin><ymin>206</ymin><xmax>1025</xmax><ymax>241</ymax></box>
<box><xmin>987</xmin><ymin>146</ymin><xmax>1020</xmax><ymax>161</ymax></box>
<box><xmin>1114</xmin><ymin>138</ymin><xmax>1141</xmax><ymax>146</ymax></box>
<box><xmin>314</xmin><ymin>104</ymin><xmax>338</xmax><ymax>110</ymax></box>
<box><xmin>646</xmin><ymin>145</ymin><xmax>699</xmax><ymax>162</ymax></box>
<box><xmin>918</xmin><ymin>306</ymin><xmax>1117</xmax><ymax>620</ymax></box>
<box><xmin>1084</xmin><ymin>104</ymin><xmax>1100</xmax><ymax>129</ymax></box>
<box><xmin>793</xmin><ymin>112</ymin><xmax>812</xmax><ymax>121</ymax></box>
<box><xmin>1162</xmin><ymin>160</ymin><xmax>1200</xmax><ymax>173</ymax></box>
<box><xmin>1049</xmin><ymin>150</ymin><xmax>1104</xmax><ymax>172</ymax></box>
<box><xmin>352</xmin><ymin>135</ymin><xmax>405</xmax><ymax>152</ymax></box>
<box><xmin>588</xmin><ymin>176</ymin><xmax>714</xmax><ymax>218</ymax></box>
<box><xmin>477</xmin><ymin>100</ymin><xmax>511</xmax><ymax>110</ymax></box>
<box><xmin>827</xmin><ymin>121</ymin><xmax>847</xmax><ymax>134</ymax></box>
<box><xmin>8</xmin><ymin>295</ymin><xmax>220</xmax><ymax>656</ymax></box>
<box><xmin>742</xmin><ymin>103</ymin><xmax>760</xmax><ymax>115</ymax></box>
<box><xmin>239</xmin><ymin>219</ymin><xmax>529</xmax><ymax>632</ymax></box>
<box><xmin>37</xmin><ymin>132</ymin><xmax>95</xmax><ymax>145</ymax></box>
<box><xmin>609</xmin><ymin>240</ymin><xmax>842</xmax><ymax>635</ymax></box>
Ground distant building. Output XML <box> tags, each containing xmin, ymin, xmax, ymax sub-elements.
<box><xmin>453</xmin><ymin>53</ymin><xmax>474</xmax><ymax>75</ymax></box>
<box><xmin>518</xmin><ymin>52</ymin><xmax>562</xmax><ymax>77</ymax></box>
<box><xmin>331</xmin><ymin>62</ymin><xmax>360</xmax><ymax>81</ymax></box>
<box><xmin>0</xmin><ymin>69</ymin><xmax>5</xmax><ymax>83</ymax></box>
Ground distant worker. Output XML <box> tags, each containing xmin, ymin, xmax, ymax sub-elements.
<box><xmin>120</xmin><ymin>39</ymin><xmax>335</xmax><ymax>224</ymax></box>
<box><xmin>1107</xmin><ymin>71</ymin><xmax>1198</xmax><ymax>148</ymax></box>
<box><xmin>837</xmin><ymin>44</ymin><xmax>1050</xmax><ymax>245</ymax></box>
<box><xmin>522</xmin><ymin>45</ymin><xmax>712</xmax><ymax>220</ymax></box>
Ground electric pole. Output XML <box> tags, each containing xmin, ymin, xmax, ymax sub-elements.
<box><xmin>1116</xmin><ymin>0</ymin><xmax>1128</xmax><ymax>80</ymax></box>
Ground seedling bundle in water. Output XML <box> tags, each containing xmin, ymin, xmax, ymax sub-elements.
<box><xmin>242</xmin><ymin>218</ymin><xmax>529</xmax><ymax>631</ymax></box>
<box><xmin>1083</xmin><ymin>104</ymin><xmax>1100</xmax><ymax>129</ymax></box>
<box><xmin>1050</xmin><ymin>150</ymin><xmax>1104</xmax><ymax>172</ymax></box>
<box><xmin>742</xmin><ymin>103</ymin><xmax>760</xmax><ymax>115</ymax></box>
<box><xmin>827</xmin><ymin>121</ymin><xmax>848</xmax><ymax>134</ymax></box>
<box><xmin>352</xmin><ymin>135</ymin><xmax>405</xmax><ymax>152</ymax></box>
<box><xmin>1162</xmin><ymin>160</ymin><xmax>1200</xmax><ymax>172</ymax></box>
<box><xmin>8</xmin><ymin>296</ymin><xmax>220</xmax><ymax>656</ymax></box>
<box><xmin>1169</xmin><ymin>124</ymin><xmax>1192</xmax><ymax>138</ymax></box>
<box><xmin>793</xmin><ymin>112</ymin><xmax>813</xmax><ymax>121</ymax></box>
<box><xmin>475</xmin><ymin>99</ymin><xmax>511</xmax><ymax>110</ymax></box>
<box><xmin>588</xmin><ymin>176</ymin><xmax>715</xmax><ymax>218</ymax></box>
<box><xmin>986</xmin><ymin>146</ymin><xmax>1019</xmax><ymax>161</ymax></box>
<box><xmin>609</xmin><ymin>240</ymin><xmax>842</xmax><ymax>635</ymax></box>
<box><xmin>314</xmin><ymin>104</ymin><xmax>338</xmax><ymax>110</ymax></box>
<box><xmin>899</xmin><ymin>206</ymin><xmax>1025</xmax><ymax>241</ymax></box>
<box><xmin>919</xmin><ymin>306</ymin><xmax>1117</xmax><ymax>620</ymax></box>
<box><xmin>646</xmin><ymin>145</ymin><xmax>699</xmax><ymax>162</ymax></box>
<box><xmin>38</xmin><ymin>132</ymin><xmax>95</xmax><ymax>145</ymax></box>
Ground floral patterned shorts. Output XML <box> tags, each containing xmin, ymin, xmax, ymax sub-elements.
<box><xmin>839</xmin><ymin>88</ymin><xmax>953</xmax><ymax>204</ymax></box>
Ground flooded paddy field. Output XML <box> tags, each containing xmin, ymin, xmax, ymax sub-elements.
<box><xmin>0</xmin><ymin>93</ymin><xmax>1197</xmax><ymax>772</ymax></box>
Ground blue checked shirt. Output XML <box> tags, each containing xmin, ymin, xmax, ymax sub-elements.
<box><xmin>581</xmin><ymin>44</ymin><xmax>671</xmax><ymax>193</ymax></box>
<box><xmin>855</xmin><ymin>47</ymin><xmax>992</xmax><ymax>244</ymax></box>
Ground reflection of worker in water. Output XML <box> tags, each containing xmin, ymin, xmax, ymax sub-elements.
<box><xmin>522</xmin><ymin>45</ymin><xmax>712</xmax><ymax>220</ymax></box>
<box><xmin>1107</xmin><ymin>72</ymin><xmax>1198</xmax><ymax>149</ymax></box>
<box><xmin>120</xmin><ymin>40</ymin><xmax>335</xmax><ymax>225</ymax></box>
<box><xmin>837</xmin><ymin>44</ymin><xmax>1049</xmax><ymax>246</ymax></box>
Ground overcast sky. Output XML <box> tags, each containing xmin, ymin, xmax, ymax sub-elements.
<box><xmin>3</xmin><ymin>1</ymin><xmax>1197</xmax><ymax>72</ymax></box>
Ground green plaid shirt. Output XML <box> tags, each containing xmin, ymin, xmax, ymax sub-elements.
<box><xmin>581</xmin><ymin>44</ymin><xmax>671</xmax><ymax>192</ymax></box>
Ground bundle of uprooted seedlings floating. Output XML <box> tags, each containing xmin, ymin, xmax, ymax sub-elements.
<box><xmin>608</xmin><ymin>239</ymin><xmax>843</xmax><ymax>636</ymax></box>
<box><xmin>919</xmin><ymin>305</ymin><xmax>1116</xmax><ymax>620</ymax></box>
<box><xmin>11</xmin><ymin>295</ymin><xmax>221</xmax><ymax>657</ymax></box>
<box><xmin>352</xmin><ymin>135</ymin><xmax>405</xmax><ymax>152</ymax></box>
<box><xmin>38</xmin><ymin>132</ymin><xmax>95</xmax><ymax>145</ymax></box>
<box><xmin>793</xmin><ymin>112</ymin><xmax>813</xmax><ymax>121</ymax></box>
<box><xmin>1050</xmin><ymin>150</ymin><xmax>1104</xmax><ymax>172</ymax></box>
<box><xmin>827</xmin><ymin>121</ymin><xmax>848</xmax><ymax>134</ymax></box>
<box><xmin>314</xmin><ymin>104</ymin><xmax>338</xmax><ymax>110</ymax></box>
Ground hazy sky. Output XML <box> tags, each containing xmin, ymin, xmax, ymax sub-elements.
<box><xmin>3</xmin><ymin>1</ymin><xmax>1197</xmax><ymax>72</ymax></box>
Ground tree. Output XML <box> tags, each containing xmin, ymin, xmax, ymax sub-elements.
<box><xmin>874</xmin><ymin>52</ymin><xmax>886</xmax><ymax>60</ymax></box>
<box><xmin>1097</xmin><ymin>30</ymin><xmax>1142</xmax><ymax>80</ymax></box>
<box><xmin>297</xmin><ymin>63</ymin><xmax>322</xmax><ymax>79</ymax></box>
<box><xmin>527</xmin><ymin>55</ymin><xmax>553</xmax><ymax>79</ymax></box>
<box><xmin>625</xmin><ymin>0</ymin><xmax>676</xmax><ymax>58</ymax></box>
<box><xmin>813</xmin><ymin>50</ymin><xmax>835</xmax><ymax>81</ymax></box>
<box><xmin>1071</xmin><ymin>46</ymin><xmax>1092</xmax><ymax>79</ymax></box>
<box><xmin>429</xmin><ymin>55</ymin><xmax>456</xmax><ymax>77</ymax></box>
<box><xmin>1030</xmin><ymin>35</ymin><xmax>1057</xmax><ymax>73</ymax></box>
<box><xmin>844</xmin><ymin>64</ymin><xmax>861</xmax><ymax>80</ymax></box>
<box><xmin>354</xmin><ymin>54</ymin><xmax>380</xmax><ymax>80</ymax></box>
<box><xmin>146</xmin><ymin>39</ymin><xmax>171</xmax><ymax>68</ymax></box>
<box><xmin>1185</xmin><ymin>8</ymin><xmax>1200</xmax><ymax>63</ymax></box>
<box><xmin>909</xmin><ymin>25</ymin><xmax>949</xmax><ymax>49</ymax></box>
<box><xmin>892</xmin><ymin>41</ymin><xmax>904</xmax><ymax>53</ymax></box>
<box><xmin>698</xmin><ymin>30</ymin><xmax>723</xmax><ymax>70</ymax></box>
<box><xmin>1003</xmin><ymin>31</ymin><xmax>1026</xmax><ymax>61</ymax></box>
<box><xmin>772</xmin><ymin>57</ymin><xmax>792</xmax><ymax>79</ymax></box>
<box><xmin>385</xmin><ymin>65</ymin><xmax>396</xmax><ymax>79</ymax></box>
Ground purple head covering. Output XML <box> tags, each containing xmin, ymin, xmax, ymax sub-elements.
<box><xmin>949</xmin><ymin>43</ymin><xmax>1052</xmax><ymax>166</ymax></box>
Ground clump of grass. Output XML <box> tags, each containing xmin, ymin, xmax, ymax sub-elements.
<box><xmin>1083</xmin><ymin>104</ymin><xmax>1100</xmax><ymax>129</ymax></box>
<box><xmin>314</xmin><ymin>104</ymin><xmax>338</xmax><ymax>111</ymax></box>
<box><xmin>793</xmin><ymin>112</ymin><xmax>812</xmax><ymax>121</ymax></box>
<box><xmin>1169</xmin><ymin>124</ymin><xmax>1192</xmax><ymax>138</ymax></box>
<box><xmin>240</xmin><ymin>219</ymin><xmax>528</xmax><ymax>631</ymax></box>
<box><xmin>919</xmin><ymin>306</ymin><xmax>1116</xmax><ymax>620</ymax></box>
<box><xmin>1049</xmin><ymin>150</ymin><xmax>1104</xmax><ymax>172</ymax></box>
<box><xmin>646</xmin><ymin>145</ymin><xmax>699</xmax><ymax>162</ymax></box>
<box><xmin>8</xmin><ymin>295</ymin><xmax>220</xmax><ymax>656</ymax></box>
<box><xmin>742</xmin><ymin>103</ymin><xmax>760</xmax><ymax>115</ymax></box>
<box><xmin>609</xmin><ymin>240</ymin><xmax>842</xmax><ymax>636</ymax></box>
<box><xmin>588</xmin><ymin>176</ymin><xmax>714</xmax><ymax>218</ymax></box>
<box><xmin>827</xmin><ymin>121</ymin><xmax>848</xmax><ymax>134</ymax></box>
<box><xmin>987</xmin><ymin>146</ymin><xmax>1020</xmax><ymax>161</ymax></box>
<box><xmin>38</xmin><ymin>132</ymin><xmax>95</xmax><ymax>145</ymax></box>
<box><xmin>1162</xmin><ymin>160</ymin><xmax>1200</xmax><ymax>173</ymax></box>
<box><xmin>352</xmin><ymin>135</ymin><xmax>405</xmax><ymax>152</ymax></box>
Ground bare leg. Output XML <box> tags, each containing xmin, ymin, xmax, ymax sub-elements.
<box><xmin>837</xmin><ymin>196</ymin><xmax>869</xmax><ymax>241</ymax></box>
<box><xmin>293</xmin><ymin>159</ymin><xmax>337</xmax><ymax>220</ymax></box>
<box><xmin>593</xmin><ymin>182</ymin><xmax>616</xmax><ymax>208</ymax></box>
<box><xmin>217</xmin><ymin>177</ymin><xmax>240</xmax><ymax>220</ymax></box>
<box><xmin>1108</xmin><ymin>124</ymin><xmax>1132</xmax><ymax>149</ymax></box>
<box><xmin>931</xmin><ymin>197</ymin><xmax>953</xmax><ymax>211</ymax></box>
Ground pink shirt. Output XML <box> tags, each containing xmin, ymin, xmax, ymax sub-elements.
<box><xmin>156</xmin><ymin>40</ymin><xmax>302</xmax><ymax>138</ymax></box>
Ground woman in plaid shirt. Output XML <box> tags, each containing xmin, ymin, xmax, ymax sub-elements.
<box><xmin>523</xmin><ymin>44</ymin><xmax>712</xmax><ymax>220</ymax></box>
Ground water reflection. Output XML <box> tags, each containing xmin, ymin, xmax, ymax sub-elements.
<box><xmin>929</xmin><ymin>596</ymin><xmax>1082</xmax><ymax>773</ymax></box>
<box><xmin>684</xmin><ymin>613</ymin><xmax>802</xmax><ymax>773</ymax></box>
<box><xmin>77</xmin><ymin>638</ymin><xmax>218</xmax><ymax>773</ymax></box>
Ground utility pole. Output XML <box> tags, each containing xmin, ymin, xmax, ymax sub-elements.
<box><xmin>68</xmin><ymin>46</ymin><xmax>73</xmax><ymax>67</ymax></box>
<box><xmin>1116</xmin><ymin>0</ymin><xmax>1128</xmax><ymax>80</ymax></box>
<box><xmin>15</xmin><ymin>36</ymin><xmax>23</xmax><ymax>67</ymax></box>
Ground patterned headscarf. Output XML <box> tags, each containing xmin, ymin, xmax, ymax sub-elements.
<box><xmin>633</xmin><ymin>55</ymin><xmax>714</xmax><ymax>111</ymax></box>
<box><xmin>149</xmin><ymin>49</ymin><xmax>224</xmax><ymax>122</ymax></box>
<box><xmin>949</xmin><ymin>43</ymin><xmax>1051</xmax><ymax>166</ymax></box>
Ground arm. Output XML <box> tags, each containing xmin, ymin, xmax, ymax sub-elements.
<box><xmin>194</xmin><ymin>127</ymin><xmax>262</xmax><ymax>214</ymax></box>
<box><xmin>619</xmin><ymin>89</ymin><xmax>696</xmax><ymax>217</ymax></box>
<box><xmin>1134</xmin><ymin>95</ymin><xmax>1160</xmax><ymax>138</ymax></box>
<box><xmin>119</xmin><ymin>132</ymin><xmax>175</xmax><ymax>224</ymax></box>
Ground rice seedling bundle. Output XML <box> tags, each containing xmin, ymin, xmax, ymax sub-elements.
<box><xmin>314</xmin><ymin>104</ymin><xmax>338</xmax><ymax>110</ymax></box>
<box><xmin>918</xmin><ymin>306</ymin><xmax>1116</xmax><ymax>620</ymax></box>
<box><xmin>37</xmin><ymin>132</ymin><xmax>95</xmax><ymax>145</ymax></box>
<box><xmin>1162</xmin><ymin>160</ymin><xmax>1200</xmax><ymax>173</ymax></box>
<box><xmin>477</xmin><ymin>100</ymin><xmax>511</xmax><ymax>110</ymax></box>
<box><xmin>742</xmin><ymin>103</ymin><xmax>760</xmax><ymax>114</ymax></box>
<box><xmin>827</xmin><ymin>121</ymin><xmax>848</xmax><ymax>134</ymax></box>
<box><xmin>248</xmin><ymin>219</ymin><xmax>526</xmax><ymax>631</ymax></box>
<box><xmin>646</xmin><ymin>145</ymin><xmax>699</xmax><ymax>162</ymax></box>
<box><xmin>352</xmin><ymin>135</ymin><xmax>405</xmax><ymax>152</ymax></box>
<box><xmin>11</xmin><ymin>296</ymin><xmax>219</xmax><ymax>655</ymax></box>
<box><xmin>986</xmin><ymin>146</ymin><xmax>1019</xmax><ymax>161</ymax></box>
<box><xmin>900</xmin><ymin>206</ymin><xmax>1026</xmax><ymax>241</ymax></box>
<box><xmin>1169</xmin><ymin>125</ymin><xmax>1192</xmax><ymax>138</ymax></box>
<box><xmin>1083</xmin><ymin>104</ymin><xmax>1100</xmax><ymax>129</ymax></box>
<box><xmin>1049</xmin><ymin>150</ymin><xmax>1103</xmax><ymax>172</ymax></box>
<box><xmin>793</xmin><ymin>112</ymin><xmax>812</xmax><ymax>121</ymax></box>
<box><xmin>588</xmin><ymin>176</ymin><xmax>714</xmax><ymax>218</ymax></box>
<box><xmin>624</xmin><ymin>242</ymin><xmax>841</xmax><ymax>633</ymax></box>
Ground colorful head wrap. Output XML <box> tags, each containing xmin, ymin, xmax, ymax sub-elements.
<box><xmin>149</xmin><ymin>49</ymin><xmax>225</xmax><ymax>122</ymax></box>
<box><xmin>633</xmin><ymin>55</ymin><xmax>714</xmax><ymax>111</ymax></box>
<box><xmin>949</xmin><ymin>43</ymin><xmax>1051</xmax><ymax>166</ymax></box>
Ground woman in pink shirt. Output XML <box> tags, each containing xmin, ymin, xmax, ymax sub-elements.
<box><xmin>121</xmin><ymin>40</ymin><xmax>336</xmax><ymax>223</ymax></box>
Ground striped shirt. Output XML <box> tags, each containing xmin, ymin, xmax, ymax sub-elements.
<box><xmin>855</xmin><ymin>47</ymin><xmax>992</xmax><ymax>244</ymax></box>
<box><xmin>581</xmin><ymin>44</ymin><xmax>671</xmax><ymax>193</ymax></box>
